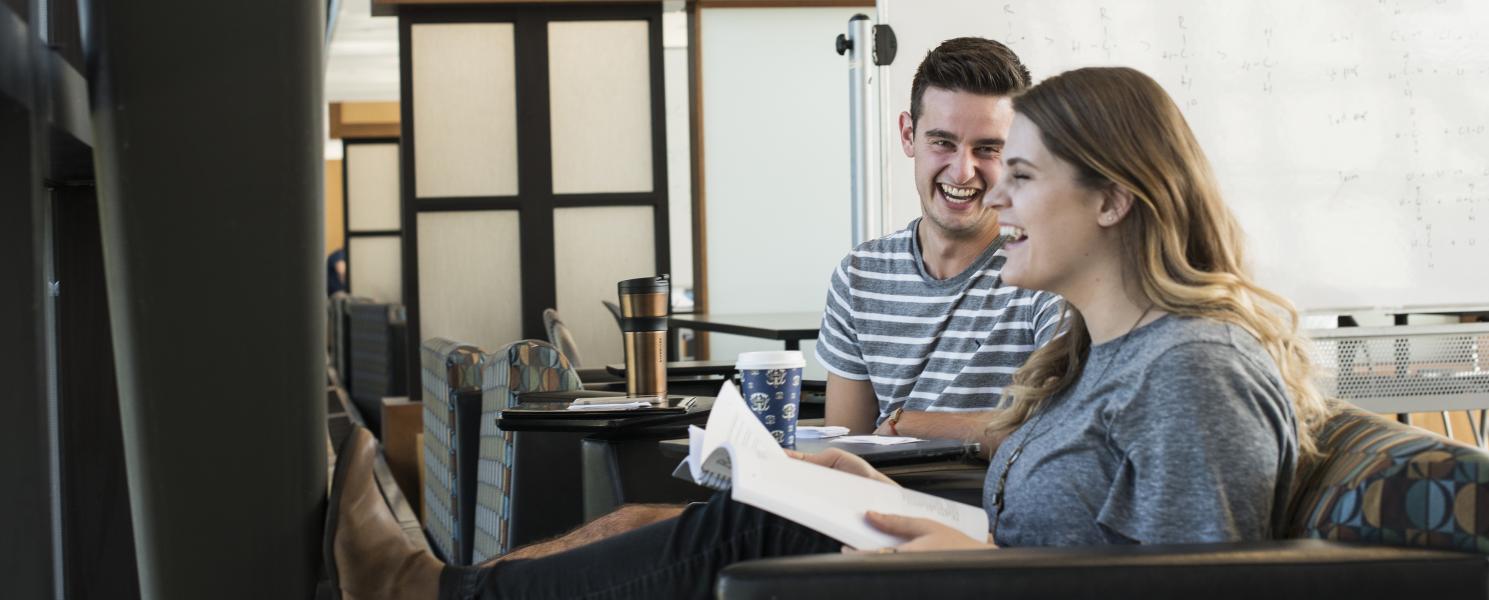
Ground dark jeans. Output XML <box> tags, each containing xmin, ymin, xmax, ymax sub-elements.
<box><xmin>439</xmin><ymin>491</ymin><xmax>839</xmax><ymax>599</ymax></box>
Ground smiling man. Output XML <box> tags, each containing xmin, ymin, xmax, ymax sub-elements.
<box><xmin>816</xmin><ymin>38</ymin><xmax>1063</xmax><ymax>454</ymax></box>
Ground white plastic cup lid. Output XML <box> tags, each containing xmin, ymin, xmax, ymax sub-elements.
<box><xmin>735</xmin><ymin>350</ymin><xmax>806</xmax><ymax>370</ymax></box>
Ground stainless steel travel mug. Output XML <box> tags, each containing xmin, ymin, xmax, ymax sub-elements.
<box><xmin>618</xmin><ymin>275</ymin><xmax>669</xmax><ymax>398</ymax></box>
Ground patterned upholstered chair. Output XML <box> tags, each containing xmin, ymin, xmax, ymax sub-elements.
<box><xmin>471</xmin><ymin>339</ymin><xmax>584</xmax><ymax>563</ymax></box>
<box><xmin>327</xmin><ymin>292</ymin><xmax>359</xmax><ymax>384</ymax></box>
<box><xmin>346</xmin><ymin>302</ymin><xmax>408</xmax><ymax>437</ymax></box>
<box><xmin>541</xmin><ymin>308</ymin><xmax>585</xmax><ymax>368</ymax></box>
<box><xmin>420</xmin><ymin>337</ymin><xmax>583</xmax><ymax>566</ymax></box>
<box><xmin>1286</xmin><ymin>401</ymin><xmax>1489</xmax><ymax>551</ymax></box>
<box><xmin>540</xmin><ymin>307</ymin><xmax>626</xmax><ymax>385</ymax></box>
<box><xmin>419</xmin><ymin>338</ymin><xmax>483</xmax><ymax>565</ymax></box>
<box><xmin>717</xmin><ymin>403</ymin><xmax>1489</xmax><ymax>599</ymax></box>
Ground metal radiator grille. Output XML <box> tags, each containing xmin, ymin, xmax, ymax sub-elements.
<box><xmin>1308</xmin><ymin>323</ymin><xmax>1489</xmax><ymax>445</ymax></box>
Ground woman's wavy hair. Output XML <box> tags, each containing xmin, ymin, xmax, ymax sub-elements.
<box><xmin>987</xmin><ymin>67</ymin><xmax>1331</xmax><ymax>458</ymax></box>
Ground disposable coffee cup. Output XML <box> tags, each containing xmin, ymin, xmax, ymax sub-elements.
<box><xmin>735</xmin><ymin>351</ymin><xmax>806</xmax><ymax>448</ymax></box>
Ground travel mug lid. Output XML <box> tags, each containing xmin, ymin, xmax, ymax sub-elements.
<box><xmin>735</xmin><ymin>350</ymin><xmax>806</xmax><ymax>370</ymax></box>
<box><xmin>618</xmin><ymin>275</ymin><xmax>670</xmax><ymax>295</ymax></box>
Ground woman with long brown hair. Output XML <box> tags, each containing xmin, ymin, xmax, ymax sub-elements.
<box><xmin>962</xmin><ymin>65</ymin><xmax>1332</xmax><ymax>547</ymax></box>
<box><xmin>857</xmin><ymin>65</ymin><xmax>1332</xmax><ymax>550</ymax></box>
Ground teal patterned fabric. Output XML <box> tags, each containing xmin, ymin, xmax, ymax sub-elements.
<box><xmin>420</xmin><ymin>338</ymin><xmax>484</xmax><ymax>565</ymax></box>
<box><xmin>1286</xmin><ymin>402</ymin><xmax>1489</xmax><ymax>553</ymax></box>
<box><xmin>419</xmin><ymin>337</ymin><xmax>582</xmax><ymax>565</ymax></box>
<box><xmin>471</xmin><ymin>340</ymin><xmax>583</xmax><ymax>564</ymax></box>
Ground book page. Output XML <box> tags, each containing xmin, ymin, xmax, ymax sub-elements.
<box><xmin>691</xmin><ymin>382</ymin><xmax>989</xmax><ymax>549</ymax></box>
<box><xmin>732</xmin><ymin>456</ymin><xmax>987</xmax><ymax>549</ymax></box>
<box><xmin>685</xmin><ymin>425</ymin><xmax>732</xmax><ymax>487</ymax></box>
<box><xmin>701</xmin><ymin>381</ymin><xmax>785</xmax><ymax>465</ymax></box>
<box><xmin>686</xmin><ymin>380</ymin><xmax>784</xmax><ymax>482</ymax></box>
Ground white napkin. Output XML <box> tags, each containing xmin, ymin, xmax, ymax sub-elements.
<box><xmin>796</xmin><ymin>425</ymin><xmax>850</xmax><ymax>439</ymax></box>
<box><xmin>566</xmin><ymin>401</ymin><xmax>653</xmax><ymax>411</ymax></box>
<box><xmin>831</xmin><ymin>435</ymin><xmax>922</xmax><ymax>446</ymax></box>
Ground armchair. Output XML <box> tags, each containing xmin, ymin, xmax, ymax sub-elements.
<box><xmin>718</xmin><ymin>403</ymin><xmax>1489</xmax><ymax>598</ymax></box>
<box><xmin>420</xmin><ymin>337</ymin><xmax>585</xmax><ymax>565</ymax></box>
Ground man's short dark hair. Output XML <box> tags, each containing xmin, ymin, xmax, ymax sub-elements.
<box><xmin>909</xmin><ymin>37</ymin><xmax>1032</xmax><ymax>127</ymax></box>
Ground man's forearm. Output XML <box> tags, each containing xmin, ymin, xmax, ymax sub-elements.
<box><xmin>890</xmin><ymin>410</ymin><xmax>1007</xmax><ymax>460</ymax></box>
<box><xmin>892</xmin><ymin>410</ymin><xmax>994</xmax><ymax>442</ymax></box>
<box><xmin>826</xmin><ymin>401</ymin><xmax>878</xmax><ymax>433</ymax></box>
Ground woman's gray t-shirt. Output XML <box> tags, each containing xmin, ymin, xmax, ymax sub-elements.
<box><xmin>984</xmin><ymin>315</ymin><xmax>1299</xmax><ymax>547</ymax></box>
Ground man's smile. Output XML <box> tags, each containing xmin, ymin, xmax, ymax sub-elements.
<box><xmin>937</xmin><ymin>182</ymin><xmax>984</xmax><ymax>206</ymax></box>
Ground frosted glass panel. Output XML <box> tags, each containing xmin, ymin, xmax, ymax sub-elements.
<box><xmin>417</xmin><ymin>211</ymin><xmax>522</xmax><ymax>352</ymax></box>
<box><xmin>346</xmin><ymin>143</ymin><xmax>402</xmax><ymax>231</ymax></box>
<box><xmin>554</xmin><ymin>206</ymin><xmax>656</xmax><ymax>367</ymax></box>
<box><xmin>548</xmin><ymin>21</ymin><xmax>654</xmax><ymax>194</ymax></box>
<box><xmin>349</xmin><ymin>236</ymin><xmax>403</xmax><ymax>303</ymax></box>
<box><xmin>412</xmin><ymin>24</ymin><xmax>519</xmax><ymax>198</ymax></box>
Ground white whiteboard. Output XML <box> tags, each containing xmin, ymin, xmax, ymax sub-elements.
<box><xmin>879</xmin><ymin>0</ymin><xmax>1489</xmax><ymax>313</ymax></box>
<box><xmin>700</xmin><ymin>7</ymin><xmax>860</xmax><ymax>377</ymax></box>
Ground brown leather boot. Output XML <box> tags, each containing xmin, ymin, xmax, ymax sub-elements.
<box><xmin>326</xmin><ymin>427</ymin><xmax>443</xmax><ymax>600</ymax></box>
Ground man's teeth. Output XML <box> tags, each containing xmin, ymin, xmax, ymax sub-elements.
<box><xmin>938</xmin><ymin>183</ymin><xmax>981</xmax><ymax>202</ymax></box>
<box><xmin>1000</xmin><ymin>225</ymin><xmax>1027</xmax><ymax>240</ymax></box>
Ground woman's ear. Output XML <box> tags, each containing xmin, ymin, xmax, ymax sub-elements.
<box><xmin>1097</xmin><ymin>184</ymin><xmax>1135</xmax><ymax>227</ymax></box>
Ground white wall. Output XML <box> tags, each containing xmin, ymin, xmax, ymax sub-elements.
<box><xmin>701</xmin><ymin>7</ymin><xmax>862</xmax><ymax>374</ymax></box>
<box><xmin>663</xmin><ymin>10</ymin><xmax>694</xmax><ymax>298</ymax></box>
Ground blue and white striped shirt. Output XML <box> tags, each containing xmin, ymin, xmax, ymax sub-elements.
<box><xmin>815</xmin><ymin>219</ymin><xmax>1063</xmax><ymax>421</ymax></box>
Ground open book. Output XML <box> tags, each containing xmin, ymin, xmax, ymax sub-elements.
<box><xmin>683</xmin><ymin>382</ymin><xmax>989</xmax><ymax>549</ymax></box>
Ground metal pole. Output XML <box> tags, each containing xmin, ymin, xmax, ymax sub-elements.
<box><xmin>82</xmin><ymin>0</ymin><xmax>327</xmax><ymax>597</ymax></box>
<box><xmin>838</xmin><ymin>14</ymin><xmax>880</xmax><ymax>247</ymax></box>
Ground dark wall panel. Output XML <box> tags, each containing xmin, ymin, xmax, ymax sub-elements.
<box><xmin>53</xmin><ymin>186</ymin><xmax>140</xmax><ymax>600</ymax></box>
<box><xmin>0</xmin><ymin>92</ymin><xmax>56</xmax><ymax>600</ymax></box>
<box><xmin>3</xmin><ymin>0</ymin><xmax>27</xmax><ymax>22</ymax></box>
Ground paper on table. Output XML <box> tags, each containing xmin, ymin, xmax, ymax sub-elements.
<box><xmin>832</xmin><ymin>435</ymin><xmax>922</xmax><ymax>445</ymax></box>
<box><xmin>796</xmin><ymin>425</ymin><xmax>850</xmax><ymax>439</ymax></box>
<box><xmin>682</xmin><ymin>382</ymin><xmax>987</xmax><ymax>549</ymax></box>
<box><xmin>566</xmin><ymin>401</ymin><xmax>653</xmax><ymax>411</ymax></box>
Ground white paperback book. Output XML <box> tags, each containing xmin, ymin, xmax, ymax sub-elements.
<box><xmin>683</xmin><ymin>381</ymin><xmax>989</xmax><ymax>549</ymax></box>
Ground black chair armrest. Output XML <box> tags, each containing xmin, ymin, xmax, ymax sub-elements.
<box><xmin>717</xmin><ymin>539</ymin><xmax>1488</xmax><ymax>600</ymax></box>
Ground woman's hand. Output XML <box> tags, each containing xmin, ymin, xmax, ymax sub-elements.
<box><xmin>860</xmin><ymin>511</ymin><xmax>994</xmax><ymax>553</ymax></box>
<box><xmin>785</xmin><ymin>448</ymin><xmax>899</xmax><ymax>487</ymax></box>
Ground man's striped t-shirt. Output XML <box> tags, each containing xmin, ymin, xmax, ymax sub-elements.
<box><xmin>814</xmin><ymin>219</ymin><xmax>1064</xmax><ymax>421</ymax></box>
